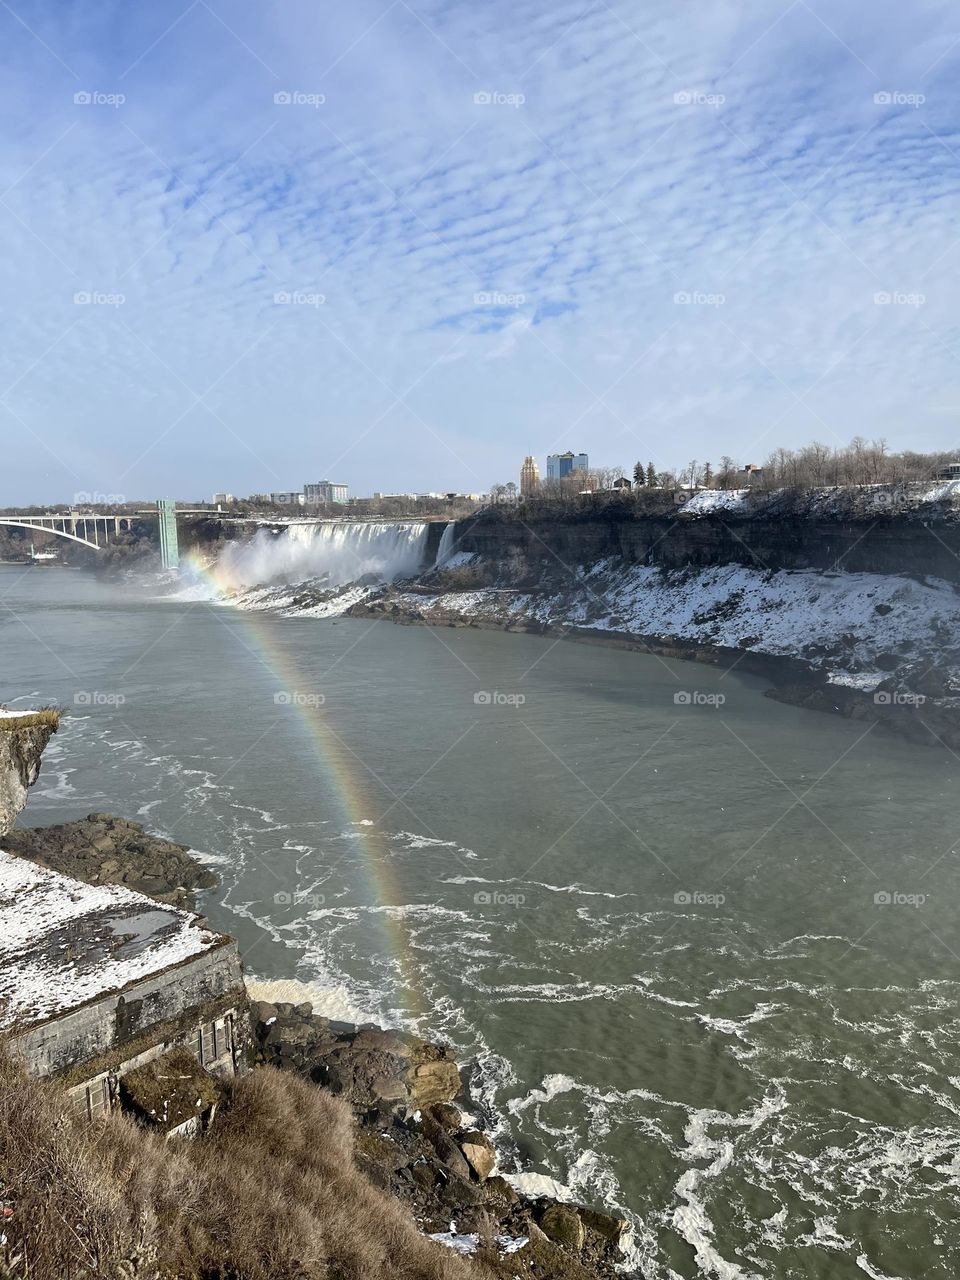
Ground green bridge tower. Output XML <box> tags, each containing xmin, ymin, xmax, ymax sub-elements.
<box><xmin>157</xmin><ymin>498</ymin><xmax>180</xmax><ymax>570</ymax></box>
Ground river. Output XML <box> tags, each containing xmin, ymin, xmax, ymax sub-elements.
<box><xmin>2</xmin><ymin>563</ymin><xmax>958</xmax><ymax>1279</ymax></box>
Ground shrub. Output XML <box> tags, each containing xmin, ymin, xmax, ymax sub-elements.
<box><xmin>0</xmin><ymin>1054</ymin><xmax>486</xmax><ymax>1280</ymax></box>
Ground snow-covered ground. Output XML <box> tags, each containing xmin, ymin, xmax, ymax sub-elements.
<box><xmin>680</xmin><ymin>489</ymin><xmax>751</xmax><ymax>515</ymax></box>
<box><xmin>230</xmin><ymin>580</ymin><xmax>379</xmax><ymax>617</ymax></box>
<box><xmin>377</xmin><ymin>560</ymin><xmax>960</xmax><ymax>688</ymax></box>
<box><xmin>0</xmin><ymin>850</ymin><xmax>221</xmax><ymax>1028</ymax></box>
<box><xmin>676</xmin><ymin>480</ymin><xmax>960</xmax><ymax>519</ymax></box>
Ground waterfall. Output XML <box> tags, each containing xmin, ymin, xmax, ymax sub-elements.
<box><xmin>435</xmin><ymin>521</ymin><xmax>457</xmax><ymax>567</ymax></box>
<box><xmin>216</xmin><ymin>521</ymin><xmax>430</xmax><ymax>590</ymax></box>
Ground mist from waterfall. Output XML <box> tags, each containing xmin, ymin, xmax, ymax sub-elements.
<box><xmin>214</xmin><ymin>522</ymin><xmax>430</xmax><ymax>591</ymax></box>
<box><xmin>435</xmin><ymin>521</ymin><xmax>456</xmax><ymax>566</ymax></box>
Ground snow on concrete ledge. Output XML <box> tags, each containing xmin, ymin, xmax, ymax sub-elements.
<box><xmin>0</xmin><ymin>848</ymin><xmax>223</xmax><ymax>1030</ymax></box>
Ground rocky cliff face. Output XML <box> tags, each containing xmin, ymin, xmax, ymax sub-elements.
<box><xmin>453</xmin><ymin>502</ymin><xmax>960</xmax><ymax>581</ymax></box>
<box><xmin>0</xmin><ymin>711</ymin><xmax>59</xmax><ymax>837</ymax></box>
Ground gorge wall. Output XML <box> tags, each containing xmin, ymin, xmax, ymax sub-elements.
<box><xmin>347</xmin><ymin>495</ymin><xmax>960</xmax><ymax>747</ymax></box>
<box><xmin>449</xmin><ymin>498</ymin><xmax>960</xmax><ymax>581</ymax></box>
<box><xmin>0</xmin><ymin>710</ymin><xmax>60</xmax><ymax>837</ymax></box>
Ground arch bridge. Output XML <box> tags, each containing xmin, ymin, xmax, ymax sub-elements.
<box><xmin>0</xmin><ymin>500</ymin><xmax>180</xmax><ymax>567</ymax></box>
<box><xmin>0</xmin><ymin>512</ymin><xmax>136</xmax><ymax>551</ymax></box>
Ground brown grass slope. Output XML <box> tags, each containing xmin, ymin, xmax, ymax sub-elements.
<box><xmin>0</xmin><ymin>1055</ymin><xmax>490</xmax><ymax>1280</ymax></box>
<box><xmin>0</xmin><ymin>708</ymin><xmax>60</xmax><ymax>732</ymax></box>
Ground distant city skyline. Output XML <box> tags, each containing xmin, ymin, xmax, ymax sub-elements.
<box><xmin>3</xmin><ymin>2</ymin><xmax>960</xmax><ymax>506</ymax></box>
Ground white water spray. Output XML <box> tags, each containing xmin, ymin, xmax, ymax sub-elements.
<box><xmin>214</xmin><ymin>521</ymin><xmax>430</xmax><ymax>591</ymax></box>
<box><xmin>435</xmin><ymin>521</ymin><xmax>457</xmax><ymax>567</ymax></box>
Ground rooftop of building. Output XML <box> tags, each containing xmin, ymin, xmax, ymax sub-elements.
<box><xmin>0</xmin><ymin>848</ymin><xmax>227</xmax><ymax>1031</ymax></box>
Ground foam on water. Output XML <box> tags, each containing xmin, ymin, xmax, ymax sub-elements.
<box><xmin>244</xmin><ymin>976</ymin><xmax>375</xmax><ymax>1025</ymax></box>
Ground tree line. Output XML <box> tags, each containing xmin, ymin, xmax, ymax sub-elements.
<box><xmin>632</xmin><ymin>438</ymin><xmax>959</xmax><ymax>491</ymax></box>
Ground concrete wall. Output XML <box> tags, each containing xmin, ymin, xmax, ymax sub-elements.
<box><xmin>11</xmin><ymin>939</ymin><xmax>247</xmax><ymax>1079</ymax></box>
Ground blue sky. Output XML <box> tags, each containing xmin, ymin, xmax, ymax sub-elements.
<box><xmin>2</xmin><ymin>0</ymin><xmax>960</xmax><ymax>504</ymax></box>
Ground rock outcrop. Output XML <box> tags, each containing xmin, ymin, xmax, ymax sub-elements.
<box><xmin>3</xmin><ymin>813</ymin><xmax>217</xmax><ymax>911</ymax></box>
<box><xmin>0</xmin><ymin>709</ymin><xmax>59</xmax><ymax>837</ymax></box>
<box><xmin>251</xmin><ymin>1000</ymin><xmax>629</xmax><ymax>1279</ymax></box>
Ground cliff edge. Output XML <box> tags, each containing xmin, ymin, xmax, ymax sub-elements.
<box><xmin>0</xmin><ymin>708</ymin><xmax>59</xmax><ymax>837</ymax></box>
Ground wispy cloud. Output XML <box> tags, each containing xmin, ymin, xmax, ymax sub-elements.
<box><xmin>1</xmin><ymin>0</ymin><xmax>959</xmax><ymax>501</ymax></box>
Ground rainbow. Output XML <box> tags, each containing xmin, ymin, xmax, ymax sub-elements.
<box><xmin>180</xmin><ymin>547</ymin><xmax>427</xmax><ymax>1023</ymax></box>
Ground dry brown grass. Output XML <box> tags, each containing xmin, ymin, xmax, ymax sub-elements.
<box><xmin>0</xmin><ymin>707</ymin><xmax>60</xmax><ymax>733</ymax></box>
<box><xmin>0</xmin><ymin>1055</ymin><xmax>489</xmax><ymax>1280</ymax></box>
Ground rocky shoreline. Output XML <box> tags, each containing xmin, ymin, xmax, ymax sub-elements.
<box><xmin>3</xmin><ymin>812</ymin><xmax>217</xmax><ymax>912</ymax></box>
<box><xmin>253</xmin><ymin>1000</ymin><xmax>628</xmax><ymax>1277</ymax></box>
<box><xmin>4</xmin><ymin>812</ymin><xmax>632</xmax><ymax>1278</ymax></box>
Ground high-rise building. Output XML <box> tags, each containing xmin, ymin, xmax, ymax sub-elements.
<box><xmin>546</xmin><ymin>451</ymin><xmax>588</xmax><ymax>481</ymax></box>
<box><xmin>304</xmin><ymin>480</ymin><xmax>348</xmax><ymax>505</ymax></box>
<box><xmin>520</xmin><ymin>455</ymin><xmax>540</xmax><ymax>495</ymax></box>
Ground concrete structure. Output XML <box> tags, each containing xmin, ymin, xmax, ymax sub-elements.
<box><xmin>520</xmin><ymin>455</ymin><xmax>540</xmax><ymax>496</ymax></box>
<box><xmin>304</xmin><ymin>480</ymin><xmax>348</xmax><ymax>505</ymax></box>
<box><xmin>546</xmin><ymin>451</ymin><xmax>588</xmax><ymax>481</ymax></box>
<box><xmin>0</xmin><ymin>850</ymin><xmax>248</xmax><ymax>1133</ymax></box>
<box><xmin>937</xmin><ymin>462</ymin><xmax>960</xmax><ymax>480</ymax></box>
<box><xmin>0</xmin><ymin>707</ymin><xmax>245</xmax><ymax>1136</ymax></box>
<box><xmin>270</xmin><ymin>491</ymin><xmax>305</xmax><ymax>506</ymax></box>
<box><xmin>157</xmin><ymin>497</ymin><xmax>179</xmax><ymax>569</ymax></box>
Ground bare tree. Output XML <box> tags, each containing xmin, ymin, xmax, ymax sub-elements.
<box><xmin>717</xmin><ymin>456</ymin><xmax>737</xmax><ymax>490</ymax></box>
